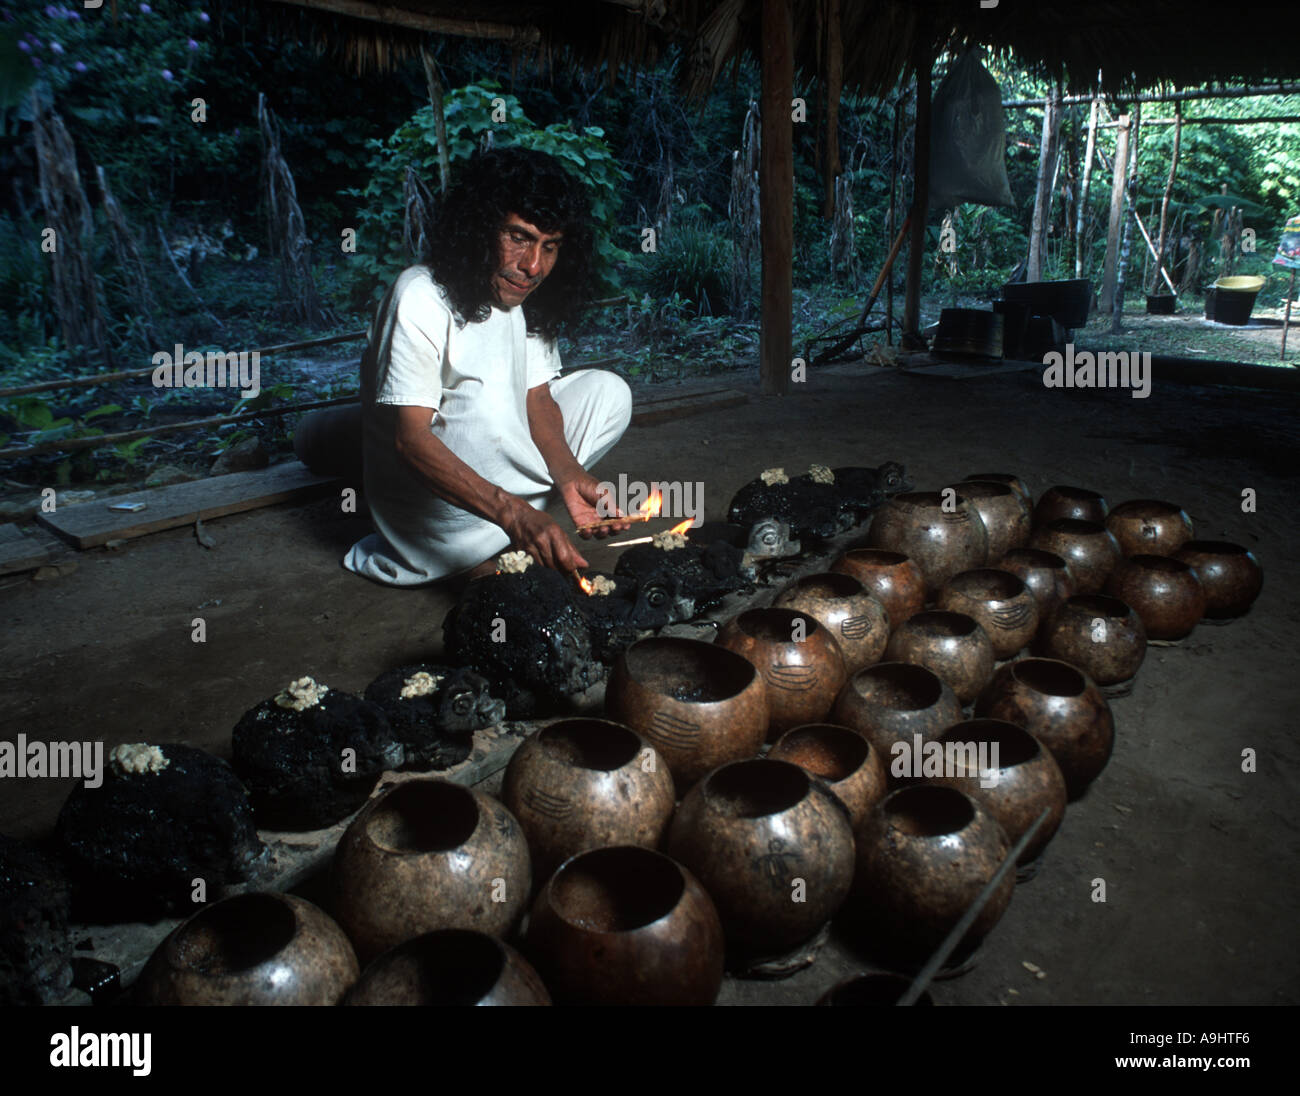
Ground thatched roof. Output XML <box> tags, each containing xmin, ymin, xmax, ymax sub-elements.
<box><xmin>263</xmin><ymin>0</ymin><xmax>1300</xmax><ymax>97</ymax></box>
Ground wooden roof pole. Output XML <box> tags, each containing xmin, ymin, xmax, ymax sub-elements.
<box><xmin>759</xmin><ymin>0</ymin><xmax>794</xmax><ymax>396</ymax></box>
<box><xmin>271</xmin><ymin>0</ymin><xmax>540</xmax><ymax>43</ymax></box>
<box><xmin>1098</xmin><ymin>112</ymin><xmax>1131</xmax><ymax>314</ymax></box>
<box><xmin>902</xmin><ymin>35</ymin><xmax>931</xmax><ymax>339</ymax></box>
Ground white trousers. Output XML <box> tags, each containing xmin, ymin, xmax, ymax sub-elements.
<box><xmin>344</xmin><ymin>370</ymin><xmax>632</xmax><ymax>586</ymax></box>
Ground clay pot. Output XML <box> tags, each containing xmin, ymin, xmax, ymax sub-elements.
<box><xmin>332</xmin><ymin>778</ymin><xmax>531</xmax><ymax>961</ymax></box>
<box><xmin>1029</xmin><ymin>518</ymin><xmax>1121</xmax><ymax>594</ymax></box>
<box><xmin>1038</xmin><ymin>594</ymin><xmax>1146</xmax><ymax>685</ymax></box>
<box><xmin>831</xmin><ymin>662</ymin><xmax>963</xmax><ymax>761</ymax></box>
<box><xmin>948</xmin><ymin>481</ymin><xmax>1031</xmax><ymax>563</ymax></box>
<box><xmin>524</xmin><ymin>845</ymin><xmax>724</xmax><ymax>1005</ymax></box>
<box><xmin>935</xmin><ymin>569</ymin><xmax>1039</xmax><ymax>659</ymax></box>
<box><xmin>829</xmin><ymin>549</ymin><xmax>925</xmax><ymax>630</ymax></box>
<box><xmin>817</xmin><ymin>972</ymin><xmax>934</xmax><ymax>1006</ymax></box>
<box><xmin>1105</xmin><ymin>499</ymin><xmax>1194</xmax><ymax>557</ymax></box>
<box><xmin>606</xmin><ymin>636</ymin><xmax>768</xmax><ymax>792</ymax></box>
<box><xmin>345</xmin><ymin>930</ymin><xmax>550</xmax><ymax>1005</ymax></box>
<box><xmin>136</xmin><ymin>892</ymin><xmax>358</xmax><ymax>1005</ymax></box>
<box><xmin>995</xmin><ymin>547</ymin><xmax>1076</xmax><ymax>622</ymax></box>
<box><xmin>965</xmin><ymin>472</ymin><xmax>1031</xmax><ymax>508</ymax></box>
<box><xmin>769</xmin><ymin>723</ymin><xmax>888</xmax><ymax>828</ymax></box>
<box><xmin>926</xmin><ymin>720</ymin><xmax>1067</xmax><ymax>866</ymax></box>
<box><xmin>975</xmin><ymin>659</ymin><xmax>1115</xmax><ymax>799</ymax></box>
<box><xmin>1105</xmin><ymin>554</ymin><xmax>1206</xmax><ymax>640</ymax></box>
<box><xmin>771</xmin><ymin>572</ymin><xmax>890</xmax><ymax>675</ymax></box>
<box><xmin>883</xmin><ymin>610</ymin><xmax>995</xmax><ymax>706</ymax></box>
<box><xmin>715</xmin><ymin>607</ymin><xmax>848</xmax><ymax>737</ymax></box>
<box><xmin>667</xmin><ymin>759</ymin><xmax>856</xmax><ymax>957</ymax></box>
<box><xmin>1173</xmin><ymin>540</ymin><xmax>1264</xmax><ymax>619</ymax></box>
<box><xmin>1032</xmin><ymin>485</ymin><xmax>1109</xmax><ymax>527</ymax></box>
<box><xmin>866</xmin><ymin>492</ymin><xmax>989</xmax><ymax>597</ymax></box>
<box><xmin>850</xmin><ymin>785</ymin><xmax>1014</xmax><ymax>963</ymax></box>
<box><xmin>502</xmin><ymin>718</ymin><xmax>675</xmax><ymax>881</ymax></box>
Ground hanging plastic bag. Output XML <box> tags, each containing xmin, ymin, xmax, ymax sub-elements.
<box><xmin>929</xmin><ymin>49</ymin><xmax>1015</xmax><ymax>209</ymax></box>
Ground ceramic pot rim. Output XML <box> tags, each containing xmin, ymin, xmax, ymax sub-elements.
<box><xmin>937</xmin><ymin>719</ymin><xmax>1042</xmax><ymax>771</ymax></box>
<box><xmin>880</xmin><ymin>784</ymin><xmax>976</xmax><ymax>837</ymax></box>
<box><xmin>771</xmin><ymin>723</ymin><xmax>872</xmax><ymax>780</ymax></box>
<box><xmin>1177</xmin><ymin>540</ymin><xmax>1254</xmax><ymax>557</ymax></box>
<box><xmin>945</xmin><ymin>569</ymin><xmax>1027</xmax><ymax>600</ymax></box>
<box><xmin>732</xmin><ymin>606</ymin><xmax>826</xmax><ymax>642</ymax></box>
<box><xmin>544</xmin><ymin>845</ymin><xmax>689</xmax><ymax>936</ymax></box>
<box><xmin>1109</xmin><ymin>499</ymin><xmax>1188</xmax><ymax>517</ymax></box>
<box><xmin>701</xmin><ymin>757</ymin><xmax>811</xmax><ymax>818</ymax></box>
<box><xmin>360</xmin><ymin>929</ymin><xmax>507</xmax><ymax>1001</ymax></box>
<box><xmin>781</xmin><ymin>571</ymin><xmax>864</xmax><ymax>600</ymax></box>
<box><xmin>365</xmin><ymin>779</ymin><xmax>481</xmax><ymax>855</ymax></box>
<box><xmin>536</xmin><ymin>718</ymin><xmax>643</xmax><ymax>772</ymax></box>
<box><xmin>849</xmin><ymin>661</ymin><xmax>945</xmax><ymax>709</ymax></box>
<box><xmin>165</xmin><ymin>891</ymin><xmax>300</xmax><ymax>977</ymax></box>
<box><xmin>1000</xmin><ymin>547</ymin><xmax>1069</xmax><ymax>570</ymax></box>
<box><xmin>620</xmin><ymin>635</ymin><xmax>758</xmax><ymax>703</ymax></box>
<box><xmin>839</xmin><ymin>548</ymin><xmax>911</xmax><ymax>566</ymax></box>
<box><xmin>1009</xmin><ymin>658</ymin><xmax>1087</xmax><ymax>698</ymax></box>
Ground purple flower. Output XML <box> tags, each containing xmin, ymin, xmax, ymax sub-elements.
<box><xmin>198</xmin><ymin>11</ymin><xmax>210</xmax><ymax>23</ymax></box>
<box><xmin>161</xmin><ymin>68</ymin><xmax>173</xmax><ymax>81</ymax></box>
<box><xmin>50</xmin><ymin>41</ymin><xmax>63</xmax><ymax>54</ymax></box>
<box><xmin>17</xmin><ymin>39</ymin><xmax>28</xmax><ymax>52</ymax></box>
<box><xmin>31</xmin><ymin>57</ymin><xmax>41</xmax><ymax>68</ymax></box>
<box><xmin>187</xmin><ymin>38</ymin><xmax>198</xmax><ymax>51</ymax></box>
<box><xmin>44</xmin><ymin>4</ymin><xmax>57</xmax><ymax>16</ymax></box>
<box><xmin>69</xmin><ymin>10</ymin><xmax>79</xmax><ymax>18</ymax></box>
<box><xmin>74</xmin><ymin>60</ymin><xmax>86</xmax><ymax>72</ymax></box>
<box><xmin>139</xmin><ymin>2</ymin><xmax>151</xmax><ymax>12</ymax></box>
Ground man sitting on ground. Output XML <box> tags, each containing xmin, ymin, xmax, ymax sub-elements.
<box><xmin>345</xmin><ymin>147</ymin><xmax>633</xmax><ymax>585</ymax></box>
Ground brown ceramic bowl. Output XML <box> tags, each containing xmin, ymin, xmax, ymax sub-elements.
<box><xmin>1038</xmin><ymin>594</ymin><xmax>1147</xmax><ymax>685</ymax></box>
<box><xmin>975</xmin><ymin>658</ymin><xmax>1115</xmax><ymax>799</ymax></box>
<box><xmin>667</xmin><ymin>758</ymin><xmax>856</xmax><ymax>958</ymax></box>
<box><xmin>524</xmin><ymin>845</ymin><xmax>724</xmax><ymax>1005</ymax></box>
<box><xmin>866</xmin><ymin>491</ymin><xmax>989</xmax><ymax>597</ymax></box>
<box><xmin>965</xmin><ymin>472</ymin><xmax>1032</xmax><ymax>508</ymax></box>
<box><xmin>883</xmin><ymin>610</ymin><xmax>995</xmax><ymax>706</ymax></box>
<box><xmin>1029</xmin><ymin>518</ymin><xmax>1121</xmax><ymax>594</ymax></box>
<box><xmin>830</xmin><ymin>662</ymin><xmax>963</xmax><ymax>762</ymax></box>
<box><xmin>1032</xmin><ymin>485</ymin><xmax>1109</xmax><ymax>527</ymax></box>
<box><xmin>995</xmin><ymin>547</ymin><xmax>1076</xmax><ymax>622</ymax></box>
<box><xmin>715</xmin><ymin>607</ymin><xmax>848</xmax><ymax>738</ymax></box>
<box><xmin>770</xmin><ymin>573</ymin><xmax>890</xmax><ymax>675</ymax></box>
<box><xmin>935</xmin><ymin>569</ymin><xmax>1039</xmax><ymax>659</ymax></box>
<box><xmin>849</xmin><ymin>785</ymin><xmax>1014</xmax><ymax>964</ymax></box>
<box><xmin>136</xmin><ymin>892</ymin><xmax>359</xmax><ymax>1005</ymax></box>
<box><xmin>769</xmin><ymin>723</ymin><xmax>888</xmax><ymax>828</ymax></box>
<box><xmin>829</xmin><ymin>549</ymin><xmax>925</xmax><ymax>630</ymax></box>
<box><xmin>926</xmin><ymin>720</ymin><xmax>1067</xmax><ymax>866</ymax></box>
<box><xmin>332</xmin><ymin>779</ymin><xmax>531</xmax><ymax>962</ymax></box>
<box><xmin>502</xmin><ymin>718</ymin><xmax>676</xmax><ymax>881</ymax></box>
<box><xmin>948</xmin><ymin>481</ymin><xmax>1032</xmax><ymax>563</ymax></box>
<box><xmin>605</xmin><ymin>636</ymin><xmax>768</xmax><ymax>793</ymax></box>
<box><xmin>345</xmin><ymin>929</ymin><xmax>550</xmax><ymax>1006</ymax></box>
<box><xmin>816</xmin><ymin>972</ymin><xmax>934</xmax><ymax>1006</ymax></box>
<box><xmin>1104</xmin><ymin>554</ymin><xmax>1206</xmax><ymax>640</ymax></box>
<box><xmin>1173</xmin><ymin>540</ymin><xmax>1264</xmax><ymax>619</ymax></box>
<box><xmin>1105</xmin><ymin>499</ymin><xmax>1194</xmax><ymax>557</ymax></box>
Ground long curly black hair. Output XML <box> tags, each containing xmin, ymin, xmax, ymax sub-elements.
<box><xmin>423</xmin><ymin>147</ymin><xmax>596</xmax><ymax>342</ymax></box>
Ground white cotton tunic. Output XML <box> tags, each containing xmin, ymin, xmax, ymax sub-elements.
<box><xmin>344</xmin><ymin>265</ymin><xmax>563</xmax><ymax>585</ymax></box>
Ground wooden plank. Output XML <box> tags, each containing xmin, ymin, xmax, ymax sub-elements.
<box><xmin>631</xmin><ymin>389</ymin><xmax>749</xmax><ymax>426</ymax></box>
<box><xmin>0</xmin><ymin>523</ymin><xmax>59</xmax><ymax>574</ymax></box>
<box><xmin>1099</xmin><ymin>113</ymin><xmax>1131</xmax><ymax>314</ymax></box>
<box><xmin>36</xmin><ymin>463</ymin><xmax>339</xmax><ymax>549</ymax></box>
<box><xmin>903</xmin><ymin>41</ymin><xmax>931</xmax><ymax>336</ymax></box>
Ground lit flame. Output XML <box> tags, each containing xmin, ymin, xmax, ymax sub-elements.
<box><xmin>668</xmin><ymin>518</ymin><xmax>694</xmax><ymax>535</ymax></box>
<box><xmin>577</xmin><ymin>575</ymin><xmax>595</xmax><ymax>595</ymax></box>
<box><xmin>640</xmin><ymin>489</ymin><xmax>663</xmax><ymax>520</ymax></box>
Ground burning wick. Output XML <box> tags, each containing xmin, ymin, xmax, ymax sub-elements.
<box><xmin>576</xmin><ymin>488</ymin><xmax>664</xmax><ymax>533</ymax></box>
<box><xmin>607</xmin><ymin>518</ymin><xmax>694</xmax><ymax>548</ymax></box>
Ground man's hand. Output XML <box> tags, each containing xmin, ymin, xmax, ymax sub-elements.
<box><xmin>560</xmin><ymin>474</ymin><xmax>635</xmax><ymax>539</ymax></box>
<box><xmin>500</xmin><ymin>496</ymin><xmax>589</xmax><ymax>573</ymax></box>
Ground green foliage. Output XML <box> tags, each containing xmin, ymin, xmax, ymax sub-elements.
<box><xmin>342</xmin><ymin>83</ymin><xmax>630</xmax><ymax>308</ymax></box>
<box><xmin>627</xmin><ymin>209</ymin><xmax>731</xmax><ymax>316</ymax></box>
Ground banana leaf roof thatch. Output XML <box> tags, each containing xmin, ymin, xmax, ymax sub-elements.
<box><xmin>261</xmin><ymin>0</ymin><xmax>1300</xmax><ymax>97</ymax></box>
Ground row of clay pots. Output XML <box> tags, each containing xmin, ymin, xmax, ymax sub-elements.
<box><xmin>832</xmin><ymin>658</ymin><xmax>1114</xmax><ymax>801</ymax></box>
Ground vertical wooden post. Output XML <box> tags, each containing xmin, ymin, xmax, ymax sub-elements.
<box><xmin>1282</xmin><ymin>271</ymin><xmax>1296</xmax><ymax>360</ymax></box>
<box><xmin>886</xmin><ymin>96</ymin><xmax>900</xmax><ymax>345</ymax></box>
<box><xmin>1110</xmin><ymin>104</ymin><xmax>1141</xmax><ymax>334</ymax></box>
<box><xmin>1153</xmin><ymin>102</ymin><xmax>1182</xmax><ymax>294</ymax></box>
<box><xmin>1099</xmin><ymin>111</ymin><xmax>1131</xmax><ymax>314</ymax></box>
<box><xmin>759</xmin><ymin>0</ymin><xmax>794</xmax><ymax>395</ymax></box>
<box><xmin>821</xmin><ymin>0</ymin><xmax>843</xmax><ymax>220</ymax></box>
<box><xmin>1027</xmin><ymin>88</ymin><xmax>1060</xmax><ymax>282</ymax></box>
<box><xmin>1075</xmin><ymin>95</ymin><xmax>1099</xmax><ymax>279</ymax></box>
<box><xmin>902</xmin><ymin>41</ymin><xmax>931</xmax><ymax>338</ymax></box>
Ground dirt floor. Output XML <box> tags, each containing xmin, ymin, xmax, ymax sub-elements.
<box><xmin>2</xmin><ymin>357</ymin><xmax>1297</xmax><ymax>1006</ymax></box>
